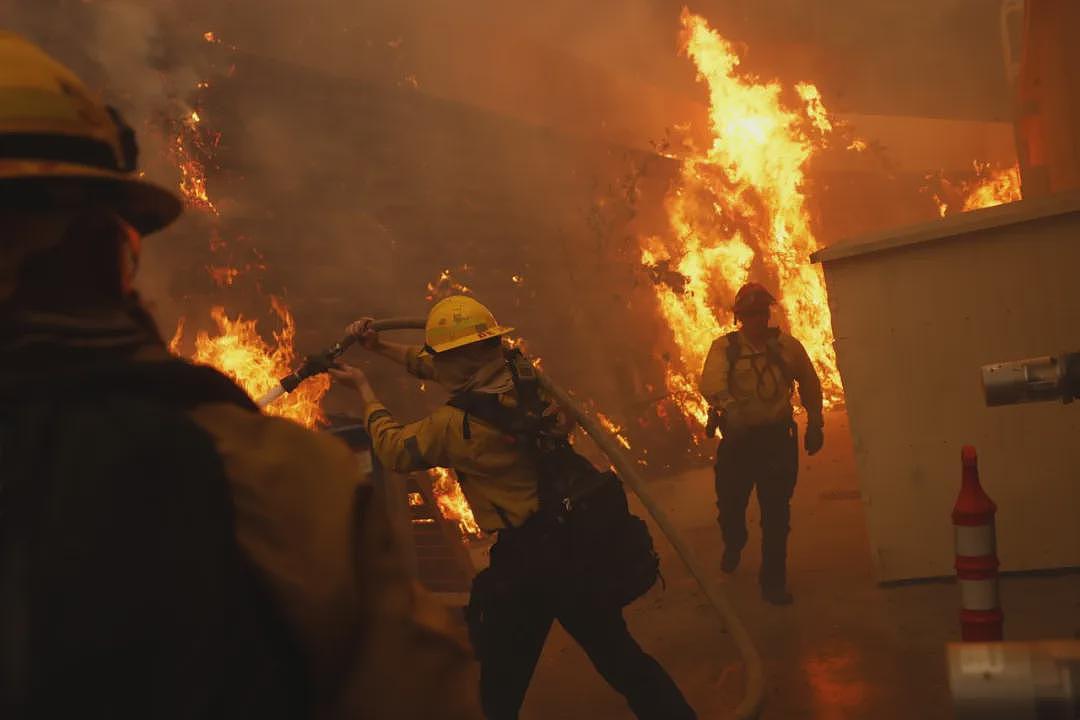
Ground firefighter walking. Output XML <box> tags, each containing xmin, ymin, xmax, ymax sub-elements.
<box><xmin>700</xmin><ymin>282</ymin><xmax>824</xmax><ymax>605</ymax></box>
<box><xmin>333</xmin><ymin>296</ymin><xmax>696</xmax><ymax>720</ymax></box>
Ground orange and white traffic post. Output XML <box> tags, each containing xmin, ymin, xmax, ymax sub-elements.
<box><xmin>952</xmin><ymin>445</ymin><xmax>1004</xmax><ymax>642</ymax></box>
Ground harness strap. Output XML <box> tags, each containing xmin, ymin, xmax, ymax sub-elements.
<box><xmin>725</xmin><ymin>328</ymin><xmax>790</xmax><ymax>381</ymax></box>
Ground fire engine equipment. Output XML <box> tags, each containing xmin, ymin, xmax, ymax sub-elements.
<box><xmin>948</xmin><ymin>640</ymin><xmax>1080</xmax><ymax>719</ymax></box>
<box><xmin>0</xmin><ymin>32</ymin><xmax>180</xmax><ymax>233</ymax></box>
<box><xmin>422</xmin><ymin>295</ymin><xmax>514</xmax><ymax>354</ymax></box>
<box><xmin>982</xmin><ymin>351</ymin><xmax>1080</xmax><ymax>406</ymax></box>
<box><xmin>952</xmin><ymin>446</ymin><xmax>1003</xmax><ymax>642</ymax></box>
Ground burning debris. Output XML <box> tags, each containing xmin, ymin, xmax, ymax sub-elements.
<box><xmin>596</xmin><ymin>412</ymin><xmax>632</xmax><ymax>450</ymax></box>
<box><xmin>428</xmin><ymin>467</ymin><xmax>483</xmax><ymax>538</ymax></box>
<box><xmin>166</xmin><ymin>39</ymin><xmax>329</xmax><ymax>428</ymax></box>
<box><xmin>641</xmin><ymin>9</ymin><xmax>844</xmax><ymax>430</ymax></box>
<box><xmin>929</xmin><ymin>161</ymin><xmax>1024</xmax><ymax>217</ymax></box>
<box><xmin>172</xmin><ymin>109</ymin><xmax>218</xmax><ymax>216</ymax></box>
<box><xmin>960</xmin><ymin>162</ymin><xmax>1023</xmax><ymax>213</ymax></box>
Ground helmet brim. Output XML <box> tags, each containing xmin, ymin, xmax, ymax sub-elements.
<box><xmin>420</xmin><ymin>325</ymin><xmax>515</xmax><ymax>356</ymax></box>
<box><xmin>0</xmin><ymin>161</ymin><xmax>182</xmax><ymax>234</ymax></box>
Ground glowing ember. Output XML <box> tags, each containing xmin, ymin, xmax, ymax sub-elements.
<box><xmin>927</xmin><ymin>161</ymin><xmax>1023</xmax><ymax>217</ymax></box>
<box><xmin>167</xmin><ymin>64</ymin><xmax>327</xmax><ymax>427</ymax></box>
<box><xmin>961</xmin><ymin>162</ymin><xmax>1022</xmax><ymax>212</ymax></box>
<box><xmin>641</xmin><ymin>10</ymin><xmax>843</xmax><ymax>430</ymax></box>
<box><xmin>171</xmin><ymin>298</ymin><xmax>329</xmax><ymax>428</ymax></box>
<box><xmin>407</xmin><ymin>492</ymin><xmax>424</xmax><ymax>507</ymax></box>
<box><xmin>596</xmin><ymin>412</ymin><xmax>632</xmax><ymax>450</ymax></box>
<box><xmin>425</xmin><ymin>267</ymin><xmax>472</xmax><ymax>301</ymax></box>
<box><xmin>208</xmin><ymin>265</ymin><xmax>240</xmax><ymax>287</ymax></box>
<box><xmin>172</xmin><ymin>109</ymin><xmax>218</xmax><ymax>215</ymax></box>
<box><xmin>429</xmin><ymin>467</ymin><xmax>483</xmax><ymax>538</ymax></box>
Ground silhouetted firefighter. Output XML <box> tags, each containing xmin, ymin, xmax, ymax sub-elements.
<box><xmin>0</xmin><ymin>33</ymin><xmax>480</xmax><ymax>720</ymax></box>
<box><xmin>701</xmin><ymin>282</ymin><xmax>824</xmax><ymax>605</ymax></box>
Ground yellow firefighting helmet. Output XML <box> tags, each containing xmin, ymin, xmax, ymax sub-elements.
<box><xmin>423</xmin><ymin>295</ymin><xmax>514</xmax><ymax>354</ymax></box>
<box><xmin>0</xmin><ymin>32</ymin><xmax>181</xmax><ymax>234</ymax></box>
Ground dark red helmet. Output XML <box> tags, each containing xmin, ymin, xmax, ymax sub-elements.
<box><xmin>732</xmin><ymin>282</ymin><xmax>776</xmax><ymax>316</ymax></box>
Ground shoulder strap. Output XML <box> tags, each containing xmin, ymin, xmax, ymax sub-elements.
<box><xmin>764</xmin><ymin>328</ymin><xmax>790</xmax><ymax>378</ymax></box>
<box><xmin>447</xmin><ymin>392</ymin><xmax>511</xmax><ymax>440</ymax></box>
<box><xmin>725</xmin><ymin>330</ymin><xmax>743</xmax><ymax>390</ymax></box>
<box><xmin>446</xmin><ymin>349</ymin><xmax>553</xmax><ymax>440</ymax></box>
<box><xmin>724</xmin><ymin>330</ymin><xmax>742</xmax><ymax>372</ymax></box>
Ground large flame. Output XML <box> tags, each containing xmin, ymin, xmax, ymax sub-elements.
<box><xmin>167</xmin><ymin>56</ymin><xmax>328</xmax><ymax>427</ymax></box>
<box><xmin>428</xmin><ymin>467</ymin><xmax>483</xmax><ymax>538</ymax></box>
<box><xmin>642</xmin><ymin>10</ymin><xmax>842</xmax><ymax>429</ymax></box>
<box><xmin>170</xmin><ymin>299</ymin><xmax>329</xmax><ymax>428</ymax></box>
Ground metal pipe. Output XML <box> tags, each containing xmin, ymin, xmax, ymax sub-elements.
<box><xmin>981</xmin><ymin>352</ymin><xmax>1080</xmax><ymax>406</ymax></box>
<box><xmin>364</xmin><ymin>317</ymin><xmax>765</xmax><ymax>719</ymax></box>
<box><xmin>948</xmin><ymin>640</ymin><xmax>1080</xmax><ymax>719</ymax></box>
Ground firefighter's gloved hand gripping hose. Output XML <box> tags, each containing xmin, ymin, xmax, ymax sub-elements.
<box><xmin>262</xmin><ymin>317</ymin><xmax>765</xmax><ymax>719</ymax></box>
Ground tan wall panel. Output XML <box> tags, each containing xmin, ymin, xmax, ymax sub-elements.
<box><xmin>822</xmin><ymin>208</ymin><xmax>1080</xmax><ymax>581</ymax></box>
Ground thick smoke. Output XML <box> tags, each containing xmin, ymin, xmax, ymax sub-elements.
<box><xmin>5</xmin><ymin>0</ymin><xmax>1013</xmax><ymax>440</ymax></box>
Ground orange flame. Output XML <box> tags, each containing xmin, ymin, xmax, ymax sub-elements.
<box><xmin>642</xmin><ymin>10</ymin><xmax>843</xmax><ymax>429</ymax></box>
<box><xmin>596</xmin><ymin>412</ymin><xmax>632</xmax><ymax>450</ymax></box>
<box><xmin>171</xmin><ymin>299</ymin><xmax>329</xmax><ymax>428</ymax></box>
<box><xmin>927</xmin><ymin>161</ymin><xmax>1022</xmax><ymax>217</ymax></box>
<box><xmin>173</xmin><ymin>110</ymin><xmax>218</xmax><ymax>215</ymax></box>
<box><xmin>167</xmin><ymin>72</ymin><xmax>328</xmax><ymax>427</ymax></box>
<box><xmin>961</xmin><ymin>162</ymin><xmax>1022</xmax><ymax>212</ymax></box>
<box><xmin>428</xmin><ymin>467</ymin><xmax>483</xmax><ymax>538</ymax></box>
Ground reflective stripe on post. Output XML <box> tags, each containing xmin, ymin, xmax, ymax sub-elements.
<box><xmin>952</xmin><ymin>446</ymin><xmax>1003</xmax><ymax>642</ymax></box>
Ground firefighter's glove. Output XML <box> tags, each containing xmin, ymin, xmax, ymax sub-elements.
<box><xmin>345</xmin><ymin>317</ymin><xmax>379</xmax><ymax>349</ymax></box>
<box><xmin>804</xmin><ymin>422</ymin><xmax>824</xmax><ymax>456</ymax></box>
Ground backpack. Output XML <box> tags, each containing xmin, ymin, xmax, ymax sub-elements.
<box><xmin>724</xmin><ymin>327</ymin><xmax>790</xmax><ymax>401</ymax></box>
<box><xmin>449</xmin><ymin>349</ymin><xmax>659</xmax><ymax>610</ymax></box>
<box><xmin>0</xmin><ymin>359</ymin><xmax>308</xmax><ymax>719</ymax></box>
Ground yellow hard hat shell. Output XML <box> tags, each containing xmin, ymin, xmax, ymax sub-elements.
<box><xmin>424</xmin><ymin>295</ymin><xmax>514</xmax><ymax>354</ymax></box>
<box><xmin>0</xmin><ymin>32</ymin><xmax>181</xmax><ymax>234</ymax></box>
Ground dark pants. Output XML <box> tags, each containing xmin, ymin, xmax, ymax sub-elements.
<box><xmin>469</xmin><ymin>527</ymin><xmax>695</xmax><ymax>720</ymax></box>
<box><xmin>714</xmin><ymin>420</ymin><xmax>799</xmax><ymax>591</ymax></box>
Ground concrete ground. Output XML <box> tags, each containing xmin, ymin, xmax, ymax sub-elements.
<box><xmin>520</xmin><ymin>409</ymin><xmax>1080</xmax><ymax>719</ymax></box>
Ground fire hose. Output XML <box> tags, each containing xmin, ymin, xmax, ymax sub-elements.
<box><xmin>261</xmin><ymin>318</ymin><xmax>766</xmax><ymax>720</ymax></box>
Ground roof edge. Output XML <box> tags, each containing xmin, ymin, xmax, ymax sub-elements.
<box><xmin>811</xmin><ymin>190</ymin><xmax>1080</xmax><ymax>265</ymax></box>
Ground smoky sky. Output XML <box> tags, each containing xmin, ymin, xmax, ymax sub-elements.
<box><xmin>3</xmin><ymin>0</ymin><xmax>1014</xmax><ymax>426</ymax></box>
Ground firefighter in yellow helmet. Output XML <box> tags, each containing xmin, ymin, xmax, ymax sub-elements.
<box><xmin>0</xmin><ymin>34</ymin><xmax>480</xmax><ymax>719</ymax></box>
<box><xmin>333</xmin><ymin>296</ymin><xmax>696</xmax><ymax>720</ymax></box>
<box><xmin>699</xmin><ymin>282</ymin><xmax>824</xmax><ymax>605</ymax></box>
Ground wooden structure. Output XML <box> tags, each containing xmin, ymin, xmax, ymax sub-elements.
<box><xmin>324</xmin><ymin>417</ymin><xmax>476</xmax><ymax>603</ymax></box>
<box><xmin>812</xmin><ymin>192</ymin><xmax>1080</xmax><ymax>582</ymax></box>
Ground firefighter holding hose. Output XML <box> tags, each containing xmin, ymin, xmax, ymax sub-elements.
<box><xmin>332</xmin><ymin>296</ymin><xmax>696</xmax><ymax>720</ymax></box>
<box><xmin>700</xmin><ymin>282</ymin><xmax>824</xmax><ymax>605</ymax></box>
<box><xmin>0</xmin><ymin>34</ymin><xmax>479</xmax><ymax>719</ymax></box>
